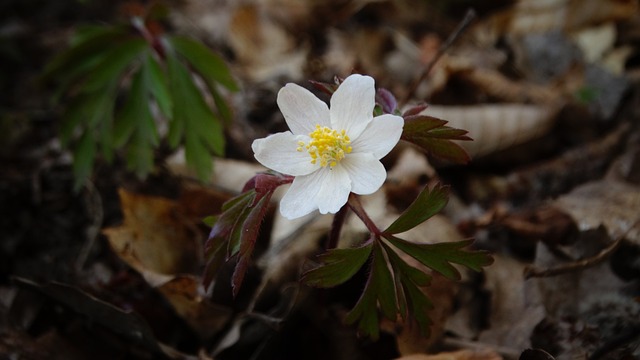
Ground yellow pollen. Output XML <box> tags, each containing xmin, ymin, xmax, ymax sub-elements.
<box><xmin>299</xmin><ymin>125</ymin><xmax>352</xmax><ymax>168</ymax></box>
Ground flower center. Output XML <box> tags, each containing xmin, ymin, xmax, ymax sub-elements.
<box><xmin>297</xmin><ymin>125</ymin><xmax>352</xmax><ymax>168</ymax></box>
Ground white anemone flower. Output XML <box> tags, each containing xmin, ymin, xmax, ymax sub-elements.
<box><xmin>252</xmin><ymin>74</ymin><xmax>404</xmax><ymax>219</ymax></box>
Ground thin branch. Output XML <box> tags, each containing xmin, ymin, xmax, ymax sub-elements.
<box><xmin>524</xmin><ymin>233</ymin><xmax>627</xmax><ymax>279</ymax></box>
<box><xmin>400</xmin><ymin>8</ymin><xmax>477</xmax><ymax>106</ymax></box>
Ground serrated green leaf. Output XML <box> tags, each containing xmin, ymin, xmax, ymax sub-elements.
<box><xmin>385</xmin><ymin>237</ymin><xmax>493</xmax><ymax>280</ymax></box>
<box><xmin>169</xmin><ymin>35</ymin><xmax>238</xmax><ymax>91</ymax></box>
<box><xmin>114</xmin><ymin>66</ymin><xmax>158</xmax><ymax>178</ymax></box>
<box><xmin>383</xmin><ymin>241</ymin><xmax>433</xmax><ymax>333</ymax></box>
<box><xmin>384</xmin><ymin>184</ymin><xmax>449</xmax><ymax>234</ymax></box>
<box><xmin>185</xmin><ymin>132</ymin><xmax>214</xmax><ymax>181</ymax></box>
<box><xmin>82</xmin><ymin>37</ymin><xmax>147</xmax><ymax>92</ymax></box>
<box><xmin>203</xmin><ymin>191</ymin><xmax>256</xmax><ymax>290</ymax></box>
<box><xmin>202</xmin><ymin>236</ymin><xmax>228</xmax><ymax>291</ymax></box>
<box><xmin>72</xmin><ymin>130</ymin><xmax>97</xmax><ymax>191</ymax></box>
<box><xmin>401</xmin><ymin>115</ymin><xmax>472</xmax><ymax>164</ymax></box>
<box><xmin>302</xmin><ymin>242</ymin><xmax>373</xmax><ymax>288</ymax></box>
<box><xmin>43</xmin><ymin>25</ymin><xmax>128</xmax><ymax>82</ymax></box>
<box><xmin>144</xmin><ymin>52</ymin><xmax>172</xmax><ymax>117</ymax></box>
<box><xmin>210</xmin><ymin>85</ymin><xmax>233</xmax><ymax>124</ymax></box>
<box><xmin>60</xmin><ymin>85</ymin><xmax>114</xmax><ymax>147</ymax></box>
<box><xmin>166</xmin><ymin>54</ymin><xmax>186</xmax><ymax>148</ymax></box>
<box><xmin>344</xmin><ymin>243</ymin><xmax>397</xmax><ymax>339</ymax></box>
<box><xmin>232</xmin><ymin>193</ymin><xmax>273</xmax><ymax>296</ymax></box>
<box><xmin>114</xmin><ymin>68</ymin><xmax>147</xmax><ymax>147</ymax></box>
<box><xmin>168</xmin><ymin>53</ymin><xmax>225</xmax><ymax>180</ymax></box>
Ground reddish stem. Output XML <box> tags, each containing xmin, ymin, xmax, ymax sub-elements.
<box><xmin>347</xmin><ymin>194</ymin><xmax>381</xmax><ymax>237</ymax></box>
<box><xmin>326</xmin><ymin>204</ymin><xmax>349</xmax><ymax>250</ymax></box>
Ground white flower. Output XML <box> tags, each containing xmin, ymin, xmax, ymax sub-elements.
<box><xmin>252</xmin><ymin>74</ymin><xmax>404</xmax><ymax>219</ymax></box>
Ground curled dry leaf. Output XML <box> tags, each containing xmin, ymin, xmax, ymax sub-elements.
<box><xmin>103</xmin><ymin>188</ymin><xmax>232</xmax><ymax>339</ymax></box>
<box><xmin>420</xmin><ymin>104</ymin><xmax>559</xmax><ymax>158</ymax></box>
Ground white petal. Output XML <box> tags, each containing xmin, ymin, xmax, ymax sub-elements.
<box><xmin>351</xmin><ymin>114</ymin><xmax>404</xmax><ymax>159</ymax></box>
<box><xmin>330</xmin><ymin>74</ymin><xmax>374</xmax><ymax>139</ymax></box>
<box><xmin>280</xmin><ymin>176</ymin><xmax>320</xmax><ymax>219</ymax></box>
<box><xmin>340</xmin><ymin>153</ymin><xmax>386</xmax><ymax>195</ymax></box>
<box><xmin>277</xmin><ymin>83</ymin><xmax>330</xmax><ymax>135</ymax></box>
<box><xmin>316</xmin><ymin>166</ymin><xmax>351</xmax><ymax>214</ymax></box>
<box><xmin>279</xmin><ymin>167</ymin><xmax>351</xmax><ymax>219</ymax></box>
<box><xmin>252</xmin><ymin>132</ymin><xmax>318</xmax><ymax>176</ymax></box>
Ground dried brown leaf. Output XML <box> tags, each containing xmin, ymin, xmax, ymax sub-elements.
<box><xmin>103</xmin><ymin>188</ymin><xmax>232</xmax><ymax>339</ymax></box>
<box><xmin>555</xmin><ymin>180</ymin><xmax>640</xmax><ymax>244</ymax></box>
<box><xmin>421</xmin><ymin>104</ymin><xmax>559</xmax><ymax>158</ymax></box>
<box><xmin>103</xmin><ymin>189</ymin><xmax>201</xmax><ymax>279</ymax></box>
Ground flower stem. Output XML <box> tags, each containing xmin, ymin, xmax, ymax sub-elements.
<box><xmin>326</xmin><ymin>205</ymin><xmax>349</xmax><ymax>250</ymax></box>
<box><xmin>347</xmin><ymin>194</ymin><xmax>382</xmax><ymax>237</ymax></box>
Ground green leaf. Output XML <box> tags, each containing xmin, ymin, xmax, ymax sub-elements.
<box><xmin>114</xmin><ymin>66</ymin><xmax>159</xmax><ymax>178</ymax></box>
<box><xmin>82</xmin><ymin>37</ymin><xmax>147</xmax><ymax>92</ymax></box>
<box><xmin>384</xmin><ymin>183</ymin><xmax>449</xmax><ymax>234</ymax></box>
<box><xmin>302</xmin><ymin>242</ymin><xmax>373</xmax><ymax>288</ymax></box>
<box><xmin>231</xmin><ymin>193</ymin><xmax>273</xmax><ymax>296</ymax></box>
<box><xmin>202</xmin><ymin>236</ymin><xmax>228</xmax><ymax>291</ymax></box>
<box><xmin>203</xmin><ymin>191</ymin><xmax>255</xmax><ymax>291</ymax></box>
<box><xmin>168</xmin><ymin>35</ymin><xmax>238</xmax><ymax>91</ymax></box>
<box><xmin>185</xmin><ymin>132</ymin><xmax>214</xmax><ymax>181</ymax></box>
<box><xmin>209</xmin><ymin>85</ymin><xmax>233</xmax><ymax>123</ymax></box>
<box><xmin>114</xmin><ymin>68</ymin><xmax>147</xmax><ymax>147</ymax></box>
<box><xmin>385</xmin><ymin>237</ymin><xmax>493</xmax><ymax>280</ymax></box>
<box><xmin>344</xmin><ymin>243</ymin><xmax>397</xmax><ymax>339</ymax></box>
<box><xmin>401</xmin><ymin>115</ymin><xmax>472</xmax><ymax>164</ymax></box>
<box><xmin>60</xmin><ymin>84</ymin><xmax>114</xmax><ymax>146</ymax></box>
<box><xmin>144</xmin><ymin>52</ymin><xmax>172</xmax><ymax>117</ymax></box>
<box><xmin>168</xmin><ymin>53</ymin><xmax>225</xmax><ymax>180</ymax></box>
<box><xmin>72</xmin><ymin>130</ymin><xmax>97</xmax><ymax>191</ymax></box>
<box><xmin>383</xmin><ymin>242</ymin><xmax>433</xmax><ymax>333</ymax></box>
<box><xmin>43</xmin><ymin>25</ymin><xmax>128</xmax><ymax>82</ymax></box>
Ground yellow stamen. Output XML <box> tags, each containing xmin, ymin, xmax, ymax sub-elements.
<box><xmin>300</xmin><ymin>125</ymin><xmax>352</xmax><ymax>168</ymax></box>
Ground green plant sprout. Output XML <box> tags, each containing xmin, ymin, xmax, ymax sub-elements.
<box><xmin>43</xmin><ymin>3</ymin><xmax>237</xmax><ymax>189</ymax></box>
<box><xmin>204</xmin><ymin>74</ymin><xmax>493</xmax><ymax>339</ymax></box>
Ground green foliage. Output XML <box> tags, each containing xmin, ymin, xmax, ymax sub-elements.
<box><xmin>301</xmin><ymin>184</ymin><xmax>493</xmax><ymax>339</ymax></box>
<box><xmin>384</xmin><ymin>183</ymin><xmax>449</xmax><ymax>234</ymax></box>
<box><xmin>203</xmin><ymin>173</ymin><xmax>293</xmax><ymax>296</ymax></box>
<box><xmin>401</xmin><ymin>114</ymin><xmax>472</xmax><ymax>164</ymax></box>
<box><xmin>302</xmin><ymin>243</ymin><xmax>373</xmax><ymax>288</ymax></box>
<box><xmin>45</xmin><ymin>18</ymin><xmax>237</xmax><ymax>189</ymax></box>
<box><xmin>306</xmin><ymin>235</ymin><xmax>491</xmax><ymax>339</ymax></box>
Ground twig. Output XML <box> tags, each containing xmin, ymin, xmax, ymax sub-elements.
<box><xmin>524</xmin><ymin>237</ymin><xmax>623</xmax><ymax>279</ymax></box>
<box><xmin>400</xmin><ymin>8</ymin><xmax>477</xmax><ymax>106</ymax></box>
